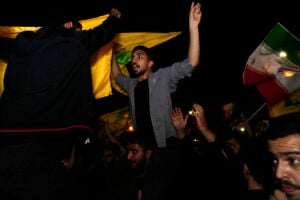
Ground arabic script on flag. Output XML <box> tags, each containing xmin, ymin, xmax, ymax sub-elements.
<box><xmin>243</xmin><ymin>22</ymin><xmax>300</xmax><ymax>105</ymax></box>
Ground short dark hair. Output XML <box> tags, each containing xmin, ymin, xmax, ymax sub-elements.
<box><xmin>265</xmin><ymin>111</ymin><xmax>300</xmax><ymax>140</ymax></box>
<box><xmin>72</xmin><ymin>21</ymin><xmax>82</xmax><ymax>29</ymax></box>
<box><xmin>125</xmin><ymin>130</ymin><xmax>154</xmax><ymax>150</ymax></box>
<box><xmin>132</xmin><ymin>45</ymin><xmax>153</xmax><ymax>60</ymax></box>
<box><xmin>239</xmin><ymin>137</ymin><xmax>274</xmax><ymax>188</ymax></box>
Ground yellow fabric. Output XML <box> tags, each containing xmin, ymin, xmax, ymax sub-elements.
<box><xmin>0</xmin><ymin>15</ymin><xmax>182</xmax><ymax>135</ymax></box>
<box><xmin>80</xmin><ymin>14</ymin><xmax>109</xmax><ymax>30</ymax></box>
<box><xmin>268</xmin><ymin>88</ymin><xmax>300</xmax><ymax>118</ymax></box>
<box><xmin>99</xmin><ymin>106</ymin><xmax>131</xmax><ymax>137</ymax></box>
<box><xmin>0</xmin><ymin>26</ymin><xmax>40</xmax><ymax>38</ymax></box>
<box><xmin>0</xmin><ymin>14</ymin><xmax>181</xmax><ymax>99</ymax></box>
<box><xmin>0</xmin><ymin>59</ymin><xmax>6</xmax><ymax>93</ymax></box>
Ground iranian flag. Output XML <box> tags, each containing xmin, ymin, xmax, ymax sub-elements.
<box><xmin>243</xmin><ymin>22</ymin><xmax>300</xmax><ymax>105</ymax></box>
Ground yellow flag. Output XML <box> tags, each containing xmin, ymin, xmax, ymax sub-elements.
<box><xmin>0</xmin><ymin>14</ymin><xmax>181</xmax><ymax>99</ymax></box>
<box><xmin>98</xmin><ymin>106</ymin><xmax>131</xmax><ymax>138</ymax></box>
<box><xmin>268</xmin><ymin>88</ymin><xmax>300</xmax><ymax>118</ymax></box>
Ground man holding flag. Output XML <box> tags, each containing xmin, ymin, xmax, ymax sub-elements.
<box><xmin>0</xmin><ymin>8</ymin><xmax>122</xmax><ymax>200</ymax></box>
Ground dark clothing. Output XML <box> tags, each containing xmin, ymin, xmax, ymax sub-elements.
<box><xmin>0</xmin><ymin>133</ymin><xmax>83</xmax><ymax>200</ymax></box>
<box><xmin>141</xmin><ymin>137</ymin><xmax>185</xmax><ymax>200</ymax></box>
<box><xmin>0</xmin><ymin>15</ymin><xmax>119</xmax><ymax>131</ymax></box>
<box><xmin>115</xmin><ymin>59</ymin><xmax>194</xmax><ymax>147</ymax></box>
<box><xmin>179</xmin><ymin>137</ymin><xmax>246</xmax><ymax>200</ymax></box>
<box><xmin>0</xmin><ymin>15</ymin><xmax>120</xmax><ymax>200</ymax></box>
<box><xmin>135</xmin><ymin>79</ymin><xmax>157</xmax><ymax>148</ymax></box>
<box><xmin>244</xmin><ymin>190</ymin><xmax>271</xmax><ymax>200</ymax></box>
<box><xmin>86</xmin><ymin>157</ymin><xmax>138</xmax><ymax>200</ymax></box>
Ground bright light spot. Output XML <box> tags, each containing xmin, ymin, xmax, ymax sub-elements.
<box><xmin>239</xmin><ymin>126</ymin><xmax>246</xmax><ymax>132</ymax></box>
<box><xmin>282</xmin><ymin>70</ymin><xmax>295</xmax><ymax>77</ymax></box>
<box><xmin>279</xmin><ymin>51</ymin><xmax>287</xmax><ymax>58</ymax></box>
<box><xmin>127</xmin><ymin>125</ymin><xmax>134</xmax><ymax>132</ymax></box>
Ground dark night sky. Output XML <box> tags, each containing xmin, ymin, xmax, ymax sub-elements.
<box><xmin>0</xmin><ymin>0</ymin><xmax>299</xmax><ymax>116</ymax></box>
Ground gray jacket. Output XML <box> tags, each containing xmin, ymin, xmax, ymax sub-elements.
<box><xmin>115</xmin><ymin>58</ymin><xmax>194</xmax><ymax>147</ymax></box>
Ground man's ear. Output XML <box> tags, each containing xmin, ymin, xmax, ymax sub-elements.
<box><xmin>148</xmin><ymin>60</ymin><xmax>154</xmax><ymax>69</ymax></box>
<box><xmin>243</xmin><ymin>162</ymin><xmax>250</xmax><ymax>174</ymax></box>
<box><xmin>145</xmin><ymin>149</ymin><xmax>152</xmax><ymax>159</ymax></box>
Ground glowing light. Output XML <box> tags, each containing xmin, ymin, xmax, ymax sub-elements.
<box><xmin>126</xmin><ymin>119</ymin><xmax>135</xmax><ymax>132</ymax></box>
<box><xmin>282</xmin><ymin>70</ymin><xmax>296</xmax><ymax>77</ymax></box>
<box><xmin>234</xmin><ymin>122</ymin><xmax>247</xmax><ymax>134</ymax></box>
<box><xmin>127</xmin><ymin>125</ymin><xmax>134</xmax><ymax>132</ymax></box>
<box><xmin>279</xmin><ymin>51</ymin><xmax>287</xmax><ymax>58</ymax></box>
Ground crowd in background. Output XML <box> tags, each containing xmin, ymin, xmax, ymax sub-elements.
<box><xmin>0</xmin><ymin>1</ymin><xmax>299</xmax><ymax>200</ymax></box>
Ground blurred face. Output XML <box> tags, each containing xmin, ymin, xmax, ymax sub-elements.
<box><xmin>225</xmin><ymin>137</ymin><xmax>241</xmax><ymax>155</ymax></box>
<box><xmin>63</xmin><ymin>21</ymin><xmax>82</xmax><ymax>32</ymax></box>
<box><xmin>220</xmin><ymin>102</ymin><xmax>234</xmax><ymax>121</ymax></box>
<box><xmin>102</xmin><ymin>149</ymin><xmax>116</xmax><ymax>167</ymax></box>
<box><xmin>268</xmin><ymin>134</ymin><xmax>300</xmax><ymax>200</ymax></box>
<box><xmin>127</xmin><ymin>143</ymin><xmax>151</xmax><ymax>170</ymax></box>
<box><xmin>131</xmin><ymin>49</ymin><xmax>153</xmax><ymax>78</ymax></box>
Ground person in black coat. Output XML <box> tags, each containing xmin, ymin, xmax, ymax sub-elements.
<box><xmin>0</xmin><ymin>8</ymin><xmax>121</xmax><ymax>200</ymax></box>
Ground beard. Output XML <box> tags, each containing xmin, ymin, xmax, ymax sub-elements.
<box><xmin>131</xmin><ymin>157</ymin><xmax>148</xmax><ymax>174</ymax></box>
<box><xmin>134</xmin><ymin>68</ymin><xmax>147</xmax><ymax>77</ymax></box>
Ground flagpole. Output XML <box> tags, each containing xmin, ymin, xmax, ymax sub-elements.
<box><xmin>246</xmin><ymin>102</ymin><xmax>267</xmax><ymax>123</ymax></box>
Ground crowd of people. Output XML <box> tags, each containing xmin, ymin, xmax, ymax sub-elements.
<box><xmin>0</xmin><ymin>1</ymin><xmax>299</xmax><ymax>200</ymax></box>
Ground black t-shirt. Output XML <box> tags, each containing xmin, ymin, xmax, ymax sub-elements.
<box><xmin>134</xmin><ymin>79</ymin><xmax>157</xmax><ymax>148</ymax></box>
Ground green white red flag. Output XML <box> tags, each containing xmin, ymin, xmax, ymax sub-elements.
<box><xmin>243</xmin><ymin>22</ymin><xmax>300</xmax><ymax>105</ymax></box>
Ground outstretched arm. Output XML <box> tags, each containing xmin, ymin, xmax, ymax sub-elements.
<box><xmin>84</xmin><ymin>8</ymin><xmax>122</xmax><ymax>55</ymax></box>
<box><xmin>192</xmin><ymin>103</ymin><xmax>216</xmax><ymax>143</ymax></box>
<box><xmin>111</xmin><ymin>42</ymin><xmax>122</xmax><ymax>78</ymax></box>
<box><xmin>188</xmin><ymin>2</ymin><xmax>202</xmax><ymax>68</ymax></box>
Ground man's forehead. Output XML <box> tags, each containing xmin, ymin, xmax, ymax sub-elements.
<box><xmin>269</xmin><ymin>134</ymin><xmax>300</xmax><ymax>153</ymax></box>
<box><xmin>132</xmin><ymin>49</ymin><xmax>146</xmax><ymax>55</ymax></box>
<box><xmin>128</xmin><ymin>143</ymin><xmax>143</xmax><ymax>149</ymax></box>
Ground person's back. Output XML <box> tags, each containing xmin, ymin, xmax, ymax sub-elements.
<box><xmin>0</xmin><ymin>8</ymin><xmax>122</xmax><ymax>200</ymax></box>
<box><xmin>0</xmin><ymin>26</ymin><xmax>93</xmax><ymax>128</ymax></box>
<box><xmin>0</xmin><ymin>15</ymin><xmax>120</xmax><ymax>131</ymax></box>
